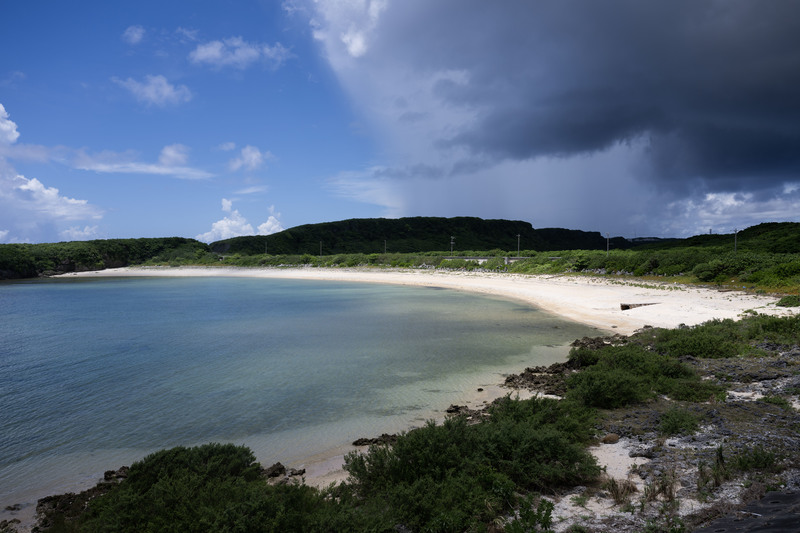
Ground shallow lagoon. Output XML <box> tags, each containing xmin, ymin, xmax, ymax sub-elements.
<box><xmin>0</xmin><ymin>276</ymin><xmax>597</xmax><ymax>507</ymax></box>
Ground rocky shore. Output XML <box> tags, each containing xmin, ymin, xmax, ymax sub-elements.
<box><xmin>496</xmin><ymin>334</ymin><xmax>800</xmax><ymax>532</ymax></box>
<box><xmin>3</xmin><ymin>330</ymin><xmax>799</xmax><ymax>532</ymax></box>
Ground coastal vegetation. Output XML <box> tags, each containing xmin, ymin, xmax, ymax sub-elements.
<box><xmin>1</xmin><ymin>220</ymin><xmax>799</xmax><ymax>295</ymax></box>
<box><xmin>0</xmin><ymin>237</ymin><xmax>210</xmax><ymax>279</ymax></box>
<box><xmin>34</xmin><ymin>312</ymin><xmax>800</xmax><ymax>532</ymax></box>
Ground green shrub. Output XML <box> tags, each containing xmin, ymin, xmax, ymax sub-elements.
<box><xmin>776</xmin><ymin>295</ymin><xmax>800</xmax><ymax>307</ymax></box>
<box><xmin>743</xmin><ymin>314</ymin><xmax>800</xmax><ymax>344</ymax></box>
<box><xmin>343</xmin><ymin>396</ymin><xmax>599</xmax><ymax>531</ymax></box>
<box><xmin>567</xmin><ymin>346</ymin><xmax>600</xmax><ymax>367</ymax></box>
<box><xmin>659</xmin><ymin>407</ymin><xmax>699</xmax><ymax>436</ymax></box>
<box><xmin>760</xmin><ymin>395</ymin><xmax>792</xmax><ymax>410</ymax></box>
<box><xmin>567</xmin><ymin>367</ymin><xmax>650</xmax><ymax>408</ymax></box>
<box><xmin>732</xmin><ymin>446</ymin><xmax>777</xmax><ymax>472</ymax></box>
<box><xmin>565</xmin><ymin>344</ymin><xmax>716</xmax><ymax>408</ymax></box>
<box><xmin>653</xmin><ymin>319</ymin><xmax>741</xmax><ymax>358</ymax></box>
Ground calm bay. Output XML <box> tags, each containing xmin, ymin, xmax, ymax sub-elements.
<box><xmin>0</xmin><ymin>275</ymin><xmax>597</xmax><ymax>508</ymax></box>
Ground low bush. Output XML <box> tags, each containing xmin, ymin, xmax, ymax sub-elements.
<box><xmin>565</xmin><ymin>343</ymin><xmax>723</xmax><ymax>408</ymax></box>
<box><xmin>776</xmin><ymin>295</ymin><xmax>800</xmax><ymax>307</ymax></box>
<box><xmin>652</xmin><ymin>319</ymin><xmax>742</xmax><ymax>358</ymax></box>
<box><xmin>343</xmin><ymin>396</ymin><xmax>600</xmax><ymax>531</ymax></box>
<box><xmin>659</xmin><ymin>407</ymin><xmax>699</xmax><ymax>436</ymax></box>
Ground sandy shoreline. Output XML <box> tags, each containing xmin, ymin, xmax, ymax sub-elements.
<box><xmin>62</xmin><ymin>265</ymin><xmax>792</xmax><ymax>336</ymax></box>
<box><xmin>5</xmin><ymin>266</ymin><xmax>795</xmax><ymax>530</ymax></box>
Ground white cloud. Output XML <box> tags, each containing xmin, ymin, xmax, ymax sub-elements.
<box><xmin>176</xmin><ymin>27</ymin><xmax>199</xmax><ymax>42</ymax></box>
<box><xmin>0</xmin><ymin>71</ymin><xmax>26</xmax><ymax>87</ymax></box>
<box><xmin>75</xmin><ymin>149</ymin><xmax>213</xmax><ymax>180</ymax></box>
<box><xmin>112</xmin><ymin>75</ymin><xmax>192</xmax><ymax>107</ymax></box>
<box><xmin>235</xmin><ymin>185</ymin><xmax>269</xmax><ymax>195</ymax></box>
<box><xmin>229</xmin><ymin>145</ymin><xmax>271</xmax><ymax>171</ymax></box>
<box><xmin>218</xmin><ymin>141</ymin><xmax>236</xmax><ymax>151</ymax></box>
<box><xmin>663</xmin><ymin>189</ymin><xmax>800</xmax><ymax>237</ymax></box>
<box><xmin>189</xmin><ymin>37</ymin><xmax>291</xmax><ymax>69</ymax></box>
<box><xmin>0</xmin><ymin>103</ymin><xmax>20</xmax><ymax>144</ymax></box>
<box><xmin>0</xmin><ymin>107</ymin><xmax>103</xmax><ymax>242</ymax></box>
<box><xmin>196</xmin><ymin>199</ymin><xmax>284</xmax><ymax>242</ymax></box>
<box><xmin>0</xmin><ymin>173</ymin><xmax>103</xmax><ymax>225</ymax></box>
<box><xmin>122</xmin><ymin>25</ymin><xmax>145</xmax><ymax>45</ymax></box>
<box><xmin>158</xmin><ymin>144</ymin><xmax>190</xmax><ymax>166</ymax></box>
<box><xmin>312</xmin><ymin>0</ymin><xmax>387</xmax><ymax>60</ymax></box>
<box><xmin>196</xmin><ymin>209</ymin><xmax>254</xmax><ymax>242</ymax></box>
<box><xmin>258</xmin><ymin>216</ymin><xmax>284</xmax><ymax>235</ymax></box>
<box><xmin>60</xmin><ymin>225</ymin><xmax>100</xmax><ymax>241</ymax></box>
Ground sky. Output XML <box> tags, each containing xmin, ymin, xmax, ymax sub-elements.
<box><xmin>2</xmin><ymin>1</ymin><xmax>799</xmax><ymax>244</ymax></box>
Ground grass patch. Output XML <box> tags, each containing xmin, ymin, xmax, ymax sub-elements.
<box><xmin>776</xmin><ymin>294</ymin><xmax>800</xmax><ymax>307</ymax></box>
<box><xmin>659</xmin><ymin>407</ymin><xmax>700</xmax><ymax>436</ymax></box>
<box><xmin>760</xmin><ymin>395</ymin><xmax>793</xmax><ymax>410</ymax></box>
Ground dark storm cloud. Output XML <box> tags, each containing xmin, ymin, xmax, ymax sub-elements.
<box><xmin>379</xmin><ymin>0</ymin><xmax>800</xmax><ymax>190</ymax></box>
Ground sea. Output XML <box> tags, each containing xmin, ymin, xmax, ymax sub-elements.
<box><xmin>0</xmin><ymin>275</ymin><xmax>597</xmax><ymax>509</ymax></box>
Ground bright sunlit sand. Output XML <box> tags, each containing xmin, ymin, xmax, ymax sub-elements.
<box><xmin>65</xmin><ymin>265</ymin><xmax>792</xmax><ymax>336</ymax></box>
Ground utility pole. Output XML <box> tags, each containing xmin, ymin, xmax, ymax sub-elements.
<box><xmin>517</xmin><ymin>234</ymin><xmax>520</xmax><ymax>257</ymax></box>
<box><xmin>734</xmin><ymin>229</ymin><xmax>738</xmax><ymax>254</ymax></box>
<box><xmin>606</xmin><ymin>233</ymin><xmax>610</xmax><ymax>257</ymax></box>
<box><xmin>450</xmin><ymin>236</ymin><xmax>455</xmax><ymax>253</ymax></box>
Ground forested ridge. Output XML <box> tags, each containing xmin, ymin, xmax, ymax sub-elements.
<box><xmin>208</xmin><ymin>216</ymin><xmax>634</xmax><ymax>255</ymax></box>
<box><xmin>0</xmin><ymin>237</ymin><xmax>209</xmax><ymax>280</ymax></box>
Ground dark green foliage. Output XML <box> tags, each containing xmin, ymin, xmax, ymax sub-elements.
<box><xmin>776</xmin><ymin>294</ymin><xmax>800</xmax><ymax>307</ymax></box>
<box><xmin>72</xmin><ymin>444</ymin><xmax>383</xmax><ymax>533</ymax></box>
<box><xmin>652</xmin><ymin>319</ymin><xmax>742</xmax><ymax>358</ymax></box>
<box><xmin>343</xmin><ymin>396</ymin><xmax>600</xmax><ymax>532</ymax></box>
<box><xmin>567</xmin><ymin>347</ymin><xmax>600</xmax><ymax>367</ymax></box>
<box><xmin>645</xmin><ymin>314</ymin><xmax>800</xmax><ymax>357</ymax></box>
<box><xmin>565</xmin><ymin>343</ymin><xmax>722</xmax><ymax>408</ymax></box>
<box><xmin>0</xmin><ymin>237</ymin><xmax>210</xmax><ymax>279</ymax></box>
<box><xmin>504</xmin><ymin>496</ymin><xmax>554</xmax><ymax>533</ymax></box>
<box><xmin>759</xmin><ymin>395</ymin><xmax>793</xmax><ymax>410</ymax></box>
<box><xmin>0</xmin><ymin>243</ymin><xmax>38</xmax><ymax>278</ymax></box>
<box><xmin>658</xmin><ymin>407</ymin><xmax>699</xmax><ymax>436</ymax></box>
<box><xmin>568</xmin><ymin>366</ymin><xmax>651</xmax><ymax>408</ymax></box>
<box><xmin>741</xmin><ymin>313</ymin><xmax>800</xmax><ymax>345</ymax></box>
<box><xmin>46</xmin><ymin>399</ymin><xmax>598</xmax><ymax>533</ymax></box>
<box><xmin>567</xmin><ymin>314</ymin><xmax>800</xmax><ymax>409</ymax></box>
<box><xmin>732</xmin><ymin>446</ymin><xmax>777</xmax><ymax>472</ymax></box>
<box><xmin>209</xmin><ymin>216</ymin><xmax>629</xmax><ymax>256</ymax></box>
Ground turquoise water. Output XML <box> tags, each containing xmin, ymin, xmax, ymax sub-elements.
<box><xmin>0</xmin><ymin>276</ymin><xmax>597</xmax><ymax>506</ymax></box>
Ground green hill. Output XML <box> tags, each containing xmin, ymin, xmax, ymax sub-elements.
<box><xmin>209</xmin><ymin>217</ymin><xmax>633</xmax><ymax>255</ymax></box>
<box><xmin>0</xmin><ymin>237</ymin><xmax>209</xmax><ymax>280</ymax></box>
<box><xmin>637</xmin><ymin>222</ymin><xmax>800</xmax><ymax>254</ymax></box>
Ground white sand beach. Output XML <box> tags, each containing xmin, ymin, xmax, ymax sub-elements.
<box><xmin>63</xmin><ymin>266</ymin><xmax>794</xmax><ymax>336</ymax></box>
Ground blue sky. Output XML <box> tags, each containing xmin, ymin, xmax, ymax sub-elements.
<box><xmin>2</xmin><ymin>1</ymin><xmax>799</xmax><ymax>244</ymax></box>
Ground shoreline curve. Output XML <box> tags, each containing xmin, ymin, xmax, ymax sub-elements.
<box><xmin>60</xmin><ymin>265</ymin><xmax>790</xmax><ymax>336</ymax></box>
